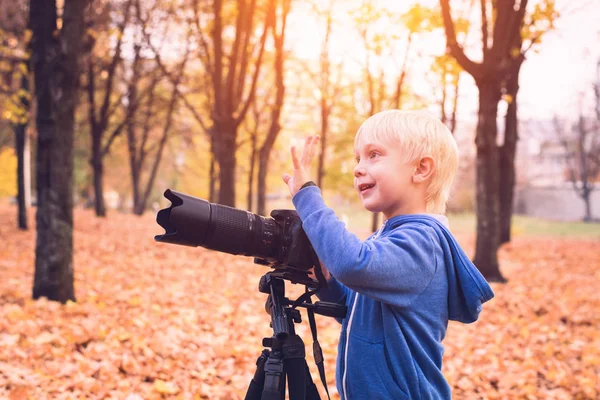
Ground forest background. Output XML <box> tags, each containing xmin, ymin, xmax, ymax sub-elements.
<box><xmin>1</xmin><ymin>0</ymin><xmax>599</xmax><ymax>398</ymax></box>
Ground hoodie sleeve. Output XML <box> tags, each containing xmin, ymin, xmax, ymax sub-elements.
<box><xmin>293</xmin><ymin>186</ymin><xmax>436</xmax><ymax>308</ymax></box>
<box><xmin>316</xmin><ymin>276</ymin><xmax>350</xmax><ymax>304</ymax></box>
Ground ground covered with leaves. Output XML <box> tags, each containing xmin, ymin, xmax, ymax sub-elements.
<box><xmin>1</xmin><ymin>205</ymin><xmax>599</xmax><ymax>399</ymax></box>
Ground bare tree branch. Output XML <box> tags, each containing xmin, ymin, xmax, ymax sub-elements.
<box><xmin>98</xmin><ymin>0</ymin><xmax>132</xmax><ymax>131</ymax></box>
<box><xmin>191</xmin><ymin>0</ymin><xmax>216</xmax><ymax>83</ymax></box>
<box><xmin>234</xmin><ymin>0</ymin><xmax>258</xmax><ymax>107</ymax></box>
<box><xmin>213</xmin><ymin>0</ymin><xmax>224</xmax><ymax>117</ymax></box>
<box><xmin>235</xmin><ymin>0</ymin><xmax>273</xmax><ymax>125</ymax></box>
<box><xmin>439</xmin><ymin>0</ymin><xmax>481</xmax><ymax>78</ymax></box>
<box><xmin>139</xmin><ymin>9</ymin><xmax>210</xmax><ymax>135</ymax></box>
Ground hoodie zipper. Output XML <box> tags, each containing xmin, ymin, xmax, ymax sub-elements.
<box><xmin>342</xmin><ymin>292</ymin><xmax>358</xmax><ymax>399</ymax></box>
<box><xmin>341</xmin><ymin>220</ymin><xmax>386</xmax><ymax>400</ymax></box>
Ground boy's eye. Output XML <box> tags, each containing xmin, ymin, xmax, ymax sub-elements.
<box><xmin>369</xmin><ymin>151</ymin><xmax>379</xmax><ymax>159</ymax></box>
<box><xmin>355</xmin><ymin>157</ymin><xmax>360</xmax><ymax>163</ymax></box>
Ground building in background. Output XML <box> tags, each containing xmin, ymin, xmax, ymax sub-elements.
<box><xmin>514</xmin><ymin>119</ymin><xmax>600</xmax><ymax>221</ymax></box>
<box><xmin>446</xmin><ymin>117</ymin><xmax>599</xmax><ymax>221</ymax></box>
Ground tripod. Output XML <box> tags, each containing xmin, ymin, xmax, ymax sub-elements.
<box><xmin>244</xmin><ymin>272</ymin><xmax>346</xmax><ymax>400</ymax></box>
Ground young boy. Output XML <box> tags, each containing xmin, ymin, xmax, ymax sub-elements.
<box><xmin>282</xmin><ymin>110</ymin><xmax>494</xmax><ymax>399</ymax></box>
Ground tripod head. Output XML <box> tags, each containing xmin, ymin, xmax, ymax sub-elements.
<box><xmin>259</xmin><ymin>272</ymin><xmax>347</xmax><ymax>339</ymax></box>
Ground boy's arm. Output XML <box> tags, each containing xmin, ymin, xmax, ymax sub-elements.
<box><xmin>315</xmin><ymin>274</ymin><xmax>350</xmax><ymax>304</ymax></box>
<box><xmin>293</xmin><ymin>186</ymin><xmax>437</xmax><ymax>309</ymax></box>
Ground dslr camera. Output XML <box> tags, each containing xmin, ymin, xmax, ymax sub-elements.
<box><xmin>155</xmin><ymin>189</ymin><xmax>322</xmax><ymax>286</ymax></box>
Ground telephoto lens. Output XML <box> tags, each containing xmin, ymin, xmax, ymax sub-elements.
<box><xmin>155</xmin><ymin>189</ymin><xmax>282</xmax><ymax>261</ymax></box>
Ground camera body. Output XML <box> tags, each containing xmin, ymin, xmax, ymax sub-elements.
<box><xmin>254</xmin><ymin>209</ymin><xmax>316</xmax><ymax>271</ymax></box>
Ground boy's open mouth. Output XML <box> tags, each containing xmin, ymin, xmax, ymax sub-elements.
<box><xmin>358</xmin><ymin>183</ymin><xmax>375</xmax><ymax>193</ymax></box>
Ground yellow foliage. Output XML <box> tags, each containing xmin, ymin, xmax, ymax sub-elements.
<box><xmin>521</xmin><ymin>0</ymin><xmax>559</xmax><ymax>46</ymax></box>
<box><xmin>401</xmin><ymin>4</ymin><xmax>438</xmax><ymax>33</ymax></box>
<box><xmin>0</xmin><ymin>147</ymin><xmax>17</xmax><ymax>197</ymax></box>
<box><xmin>24</xmin><ymin>29</ymin><xmax>33</xmax><ymax>43</ymax></box>
<box><xmin>2</xmin><ymin>91</ymin><xmax>29</xmax><ymax>125</ymax></box>
<box><xmin>153</xmin><ymin>379</ymin><xmax>179</xmax><ymax>395</ymax></box>
<box><xmin>18</xmin><ymin>62</ymin><xmax>28</xmax><ymax>75</ymax></box>
<box><xmin>87</xmin><ymin>27</ymin><xmax>99</xmax><ymax>40</ymax></box>
<box><xmin>502</xmin><ymin>94</ymin><xmax>514</xmax><ymax>104</ymax></box>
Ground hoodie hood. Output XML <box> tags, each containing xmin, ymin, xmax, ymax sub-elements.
<box><xmin>386</xmin><ymin>214</ymin><xmax>494</xmax><ymax>323</ymax></box>
<box><xmin>426</xmin><ymin>214</ymin><xmax>450</xmax><ymax>228</ymax></box>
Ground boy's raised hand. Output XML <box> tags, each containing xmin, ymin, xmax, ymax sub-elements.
<box><xmin>282</xmin><ymin>135</ymin><xmax>320</xmax><ymax>196</ymax></box>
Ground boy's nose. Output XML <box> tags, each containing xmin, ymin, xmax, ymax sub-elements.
<box><xmin>354</xmin><ymin>164</ymin><xmax>366</xmax><ymax>177</ymax></box>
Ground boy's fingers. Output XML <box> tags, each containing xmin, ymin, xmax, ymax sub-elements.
<box><xmin>308</xmin><ymin>136</ymin><xmax>319</xmax><ymax>163</ymax></box>
<box><xmin>282</xmin><ymin>173</ymin><xmax>291</xmax><ymax>184</ymax></box>
<box><xmin>291</xmin><ymin>146</ymin><xmax>300</xmax><ymax>170</ymax></box>
<box><xmin>303</xmin><ymin>136</ymin><xmax>318</xmax><ymax>166</ymax></box>
<box><xmin>301</xmin><ymin>136</ymin><xmax>312</xmax><ymax>165</ymax></box>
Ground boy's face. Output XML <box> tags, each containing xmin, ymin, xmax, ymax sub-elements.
<box><xmin>353</xmin><ymin>137</ymin><xmax>419</xmax><ymax>220</ymax></box>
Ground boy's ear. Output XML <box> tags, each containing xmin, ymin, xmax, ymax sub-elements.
<box><xmin>412</xmin><ymin>156</ymin><xmax>435</xmax><ymax>183</ymax></box>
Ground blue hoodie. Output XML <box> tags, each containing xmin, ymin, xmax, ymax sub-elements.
<box><xmin>292</xmin><ymin>186</ymin><xmax>494</xmax><ymax>400</ymax></box>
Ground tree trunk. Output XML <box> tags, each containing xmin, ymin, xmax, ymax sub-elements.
<box><xmin>209</xmin><ymin>131</ymin><xmax>218</xmax><ymax>203</ymax></box>
<box><xmin>15</xmin><ymin>73</ymin><xmax>30</xmax><ymax>230</ymax></box>
<box><xmin>32</xmin><ymin>0</ymin><xmax>87</xmax><ymax>303</ymax></box>
<box><xmin>214</xmin><ymin>120</ymin><xmax>237</xmax><ymax>206</ymax></box>
<box><xmin>473</xmin><ymin>81</ymin><xmax>506</xmax><ymax>282</ymax></box>
<box><xmin>450</xmin><ymin>75</ymin><xmax>459</xmax><ymax>134</ymax></box>
<box><xmin>135</xmin><ymin>82</ymin><xmax>180</xmax><ymax>216</ymax></box>
<box><xmin>85</xmin><ymin>3</ymin><xmax>130</xmax><ymax>218</ymax></box>
<box><xmin>209</xmin><ymin>155</ymin><xmax>217</xmax><ymax>203</ymax></box>
<box><xmin>133</xmin><ymin>200</ymin><xmax>144</xmax><ymax>216</ymax></box>
<box><xmin>257</xmin><ymin>0</ymin><xmax>288</xmax><ymax>216</ymax></box>
<box><xmin>126</xmin><ymin>51</ymin><xmax>143</xmax><ymax>214</ymax></box>
<box><xmin>247</xmin><ymin>132</ymin><xmax>257</xmax><ymax>212</ymax></box>
<box><xmin>499</xmin><ymin>62</ymin><xmax>522</xmax><ymax>244</ymax></box>
<box><xmin>255</xmin><ymin>118</ymin><xmax>281</xmax><ymax>217</ymax></box>
<box><xmin>440</xmin><ymin>68</ymin><xmax>448</xmax><ymax>125</ymax></box>
<box><xmin>575</xmin><ymin>116</ymin><xmax>594</xmax><ymax>223</ymax></box>
<box><xmin>208</xmin><ymin>0</ymin><xmax>272</xmax><ymax>209</ymax></box>
<box><xmin>315</xmin><ymin>10</ymin><xmax>334</xmax><ymax>190</ymax></box>
<box><xmin>582</xmin><ymin>188</ymin><xmax>592</xmax><ymax>222</ymax></box>
<box><xmin>257</xmin><ymin>150</ymin><xmax>268</xmax><ymax>216</ymax></box>
<box><xmin>133</xmin><ymin>192</ymin><xmax>144</xmax><ymax>216</ymax></box>
<box><xmin>91</xmin><ymin>131</ymin><xmax>106</xmax><ymax>217</ymax></box>
<box><xmin>127</xmin><ymin>114</ymin><xmax>141</xmax><ymax>213</ymax></box>
<box><xmin>439</xmin><ymin>0</ymin><xmax>531</xmax><ymax>283</ymax></box>
<box><xmin>317</xmin><ymin>100</ymin><xmax>329</xmax><ymax>188</ymax></box>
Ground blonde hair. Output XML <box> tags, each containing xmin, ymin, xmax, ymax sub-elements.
<box><xmin>354</xmin><ymin>109</ymin><xmax>459</xmax><ymax>214</ymax></box>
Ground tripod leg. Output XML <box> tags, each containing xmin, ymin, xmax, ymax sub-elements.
<box><xmin>303</xmin><ymin>362</ymin><xmax>321</xmax><ymax>400</ymax></box>
<box><xmin>284</xmin><ymin>358</ymin><xmax>307</xmax><ymax>400</ymax></box>
<box><xmin>285</xmin><ymin>358</ymin><xmax>321</xmax><ymax>400</ymax></box>
<box><xmin>261</xmin><ymin>349</ymin><xmax>286</xmax><ymax>400</ymax></box>
<box><xmin>245</xmin><ymin>350</ymin><xmax>270</xmax><ymax>400</ymax></box>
